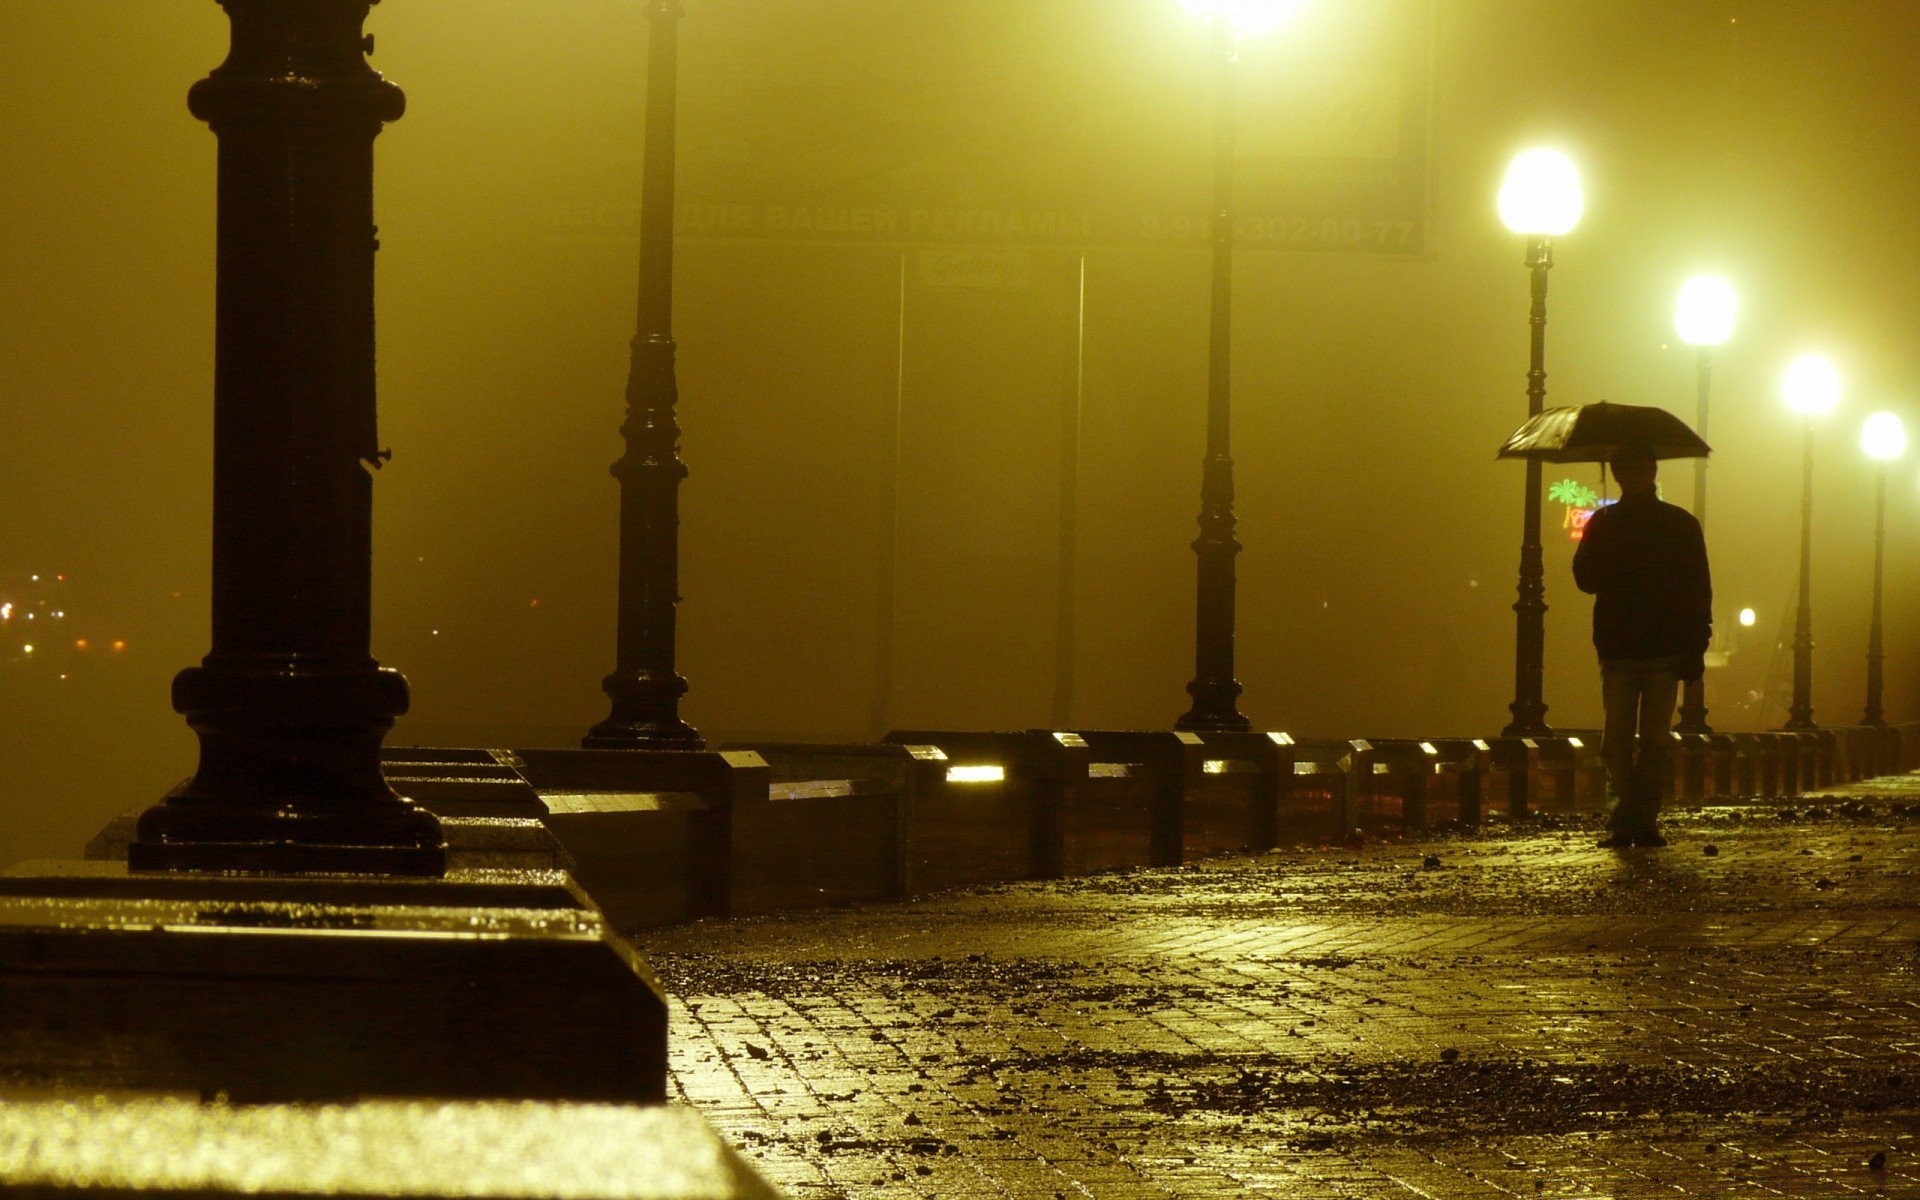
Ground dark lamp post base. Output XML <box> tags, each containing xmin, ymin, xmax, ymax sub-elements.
<box><xmin>131</xmin><ymin>665</ymin><xmax>444</xmax><ymax>876</ymax></box>
<box><xmin>1674</xmin><ymin>676</ymin><xmax>1711</xmax><ymax>735</ymax></box>
<box><xmin>1175</xmin><ymin>693</ymin><xmax>1251</xmax><ymax>734</ymax></box>
<box><xmin>586</xmin><ymin>671</ymin><xmax>703</xmax><ymax>750</ymax></box>
<box><xmin>583</xmin><ymin>725</ymin><xmax>704</xmax><ymax>751</ymax></box>
<box><xmin>1500</xmin><ymin>714</ymin><xmax>1552</xmax><ymax>739</ymax></box>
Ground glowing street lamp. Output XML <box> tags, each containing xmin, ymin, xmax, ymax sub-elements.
<box><xmin>1174</xmin><ymin>1</ymin><xmax>1303</xmax><ymax>731</ymax></box>
<box><xmin>1780</xmin><ymin>353</ymin><xmax>1841</xmax><ymax>729</ymax></box>
<box><xmin>1859</xmin><ymin>411</ymin><xmax>1906</xmax><ymax>725</ymax></box>
<box><xmin>1672</xmin><ymin>274</ymin><xmax>1736</xmax><ymax>735</ymax></box>
<box><xmin>1497</xmin><ymin>148</ymin><xmax>1583</xmax><ymax>738</ymax></box>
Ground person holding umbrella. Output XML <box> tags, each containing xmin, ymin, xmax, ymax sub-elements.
<box><xmin>1501</xmin><ymin>403</ymin><xmax>1713</xmax><ymax>848</ymax></box>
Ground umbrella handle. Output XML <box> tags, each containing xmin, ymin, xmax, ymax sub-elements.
<box><xmin>1600</xmin><ymin>461</ymin><xmax>1609</xmax><ymax>502</ymax></box>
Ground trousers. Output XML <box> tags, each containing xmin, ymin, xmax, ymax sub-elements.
<box><xmin>1599</xmin><ymin>655</ymin><xmax>1684</xmax><ymax>834</ymax></box>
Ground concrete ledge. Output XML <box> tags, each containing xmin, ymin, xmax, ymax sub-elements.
<box><xmin>75</xmin><ymin>724</ymin><xmax>1903</xmax><ymax>938</ymax></box>
<box><xmin>0</xmin><ymin>1099</ymin><xmax>781</xmax><ymax>1199</ymax></box>
<box><xmin>732</xmin><ymin>777</ymin><xmax>902</xmax><ymax>914</ymax></box>
<box><xmin>0</xmin><ymin>864</ymin><xmax>667</xmax><ymax>1104</ymax></box>
<box><xmin>87</xmin><ymin>810</ymin><xmax>574</xmax><ymax>875</ymax></box>
<box><xmin>1184</xmin><ymin>731</ymin><xmax>1293</xmax><ymax>856</ymax></box>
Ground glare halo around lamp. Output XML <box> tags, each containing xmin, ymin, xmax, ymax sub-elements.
<box><xmin>1780</xmin><ymin>353</ymin><xmax>1840</xmax><ymax>730</ymax></box>
<box><xmin>1859</xmin><ymin>410</ymin><xmax>1906</xmax><ymax>725</ymax></box>
<box><xmin>1179</xmin><ymin>0</ymin><xmax>1305</xmax><ymax>35</ymax></box>
<box><xmin>1497</xmin><ymin>147</ymin><xmax>1582</xmax><ymax>738</ymax></box>
<box><xmin>1172</xmin><ymin>0</ymin><xmax>1303</xmax><ymax>731</ymax></box>
<box><xmin>1671</xmin><ymin>274</ymin><xmax>1736</xmax><ymax>735</ymax></box>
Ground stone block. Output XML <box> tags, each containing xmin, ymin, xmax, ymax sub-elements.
<box><xmin>89</xmin><ymin>809</ymin><xmax>573</xmax><ymax>875</ymax></box>
<box><xmin>0</xmin><ymin>1098</ymin><xmax>782</xmax><ymax>1199</ymax></box>
<box><xmin>732</xmin><ymin>778</ymin><xmax>902</xmax><ymax>914</ymax></box>
<box><xmin>0</xmin><ymin>864</ymin><xmax>666</xmax><ymax>1104</ymax></box>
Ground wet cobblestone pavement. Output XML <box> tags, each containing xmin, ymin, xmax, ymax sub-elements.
<box><xmin>640</xmin><ymin>784</ymin><xmax>1920</xmax><ymax>1198</ymax></box>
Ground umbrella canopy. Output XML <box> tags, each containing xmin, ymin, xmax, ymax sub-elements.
<box><xmin>1497</xmin><ymin>401</ymin><xmax>1711</xmax><ymax>463</ymax></box>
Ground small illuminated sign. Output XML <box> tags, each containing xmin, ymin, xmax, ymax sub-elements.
<box><xmin>946</xmin><ymin>765</ymin><xmax>1005</xmax><ymax>783</ymax></box>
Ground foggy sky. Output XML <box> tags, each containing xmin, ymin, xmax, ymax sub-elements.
<box><xmin>2</xmin><ymin>0</ymin><xmax>1918</xmax><ymax>865</ymax></box>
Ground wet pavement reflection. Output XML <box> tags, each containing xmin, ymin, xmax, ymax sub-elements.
<box><xmin>643</xmin><ymin>790</ymin><xmax>1920</xmax><ymax>1198</ymax></box>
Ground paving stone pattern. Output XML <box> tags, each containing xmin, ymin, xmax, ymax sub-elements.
<box><xmin>642</xmin><ymin>785</ymin><xmax>1920</xmax><ymax>1199</ymax></box>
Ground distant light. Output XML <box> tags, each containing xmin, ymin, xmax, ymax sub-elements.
<box><xmin>946</xmin><ymin>765</ymin><xmax>1005</xmax><ymax>783</ymax></box>
<box><xmin>1674</xmin><ymin>275</ymin><xmax>1736</xmax><ymax>347</ymax></box>
<box><xmin>57</xmin><ymin>674</ymin><xmax>66</xmax><ymax>681</ymax></box>
<box><xmin>1781</xmin><ymin>355</ymin><xmax>1840</xmax><ymax>415</ymax></box>
<box><xmin>74</xmin><ymin>639</ymin><xmax>88</xmax><ymax>651</ymax></box>
<box><xmin>22</xmin><ymin>645</ymin><xmax>32</xmax><ymax>655</ymax></box>
<box><xmin>24</xmin><ymin>613</ymin><xmax>32</xmax><ymax>621</ymax></box>
<box><xmin>52</xmin><ymin>611</ymin><xmax>63</xmax><ymax>619</ymax></box>
<box><xmin>1</xmin><ymin>603</ymin><xmax>11</xmax><ymax>620</ymax></box>
<box><xmin>111</xmin><ymin>640</ymin><xmax>126</xmax><ymax>652</ymax></box>
<box><xmin>1203</xmin><ymin>759</ymin><xmax>1228</xmax><ymax>774</ymax></box>
<box><xmin>1861</xmin><ymin>411</ymin><xmax>1908</xmax><ymax>461</ymax></box>
<box><xmin>530</xmin><ymin>599</ymin><xmax>541</xmax><ymax>609</ymax></box>
<box><xmin>1739</xmin><ymin>607</ymin><xmax>1756</xmax><ymax>627</ymax></box>
<box><xmin>432</xmin><ymin>629</ymin><xmax>440</xmax><ymax>636</ymax></box>
<box><xmin>1498</xmin><ymin>149</ymin><xmax>1583</xmax><ymax>236</ymax></box>
<box><xmin>55</xmin><ymin>575</ymin><xmax>64</xmax><ymax>582</ymax></box>
<box><xmin>1179</xmin><ymin>0</ymin><xmax>1306</xmax><ymax>36</ymax></box>
<box><xmin>29</xmin><ymin>575</ymin><xmax>38</xmax><ymax>583</ymax></box>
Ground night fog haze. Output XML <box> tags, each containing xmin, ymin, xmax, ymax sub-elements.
<box><xmin>2</xmin><ymin>0</ymin><xmax>1918</xmax><ymax>869</ymax></box>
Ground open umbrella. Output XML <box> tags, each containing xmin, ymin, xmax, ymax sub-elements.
<box><xmin>1497</xmin><ymin>401</ymin><xmax>1711</xmax><ymax>462</ymax></box>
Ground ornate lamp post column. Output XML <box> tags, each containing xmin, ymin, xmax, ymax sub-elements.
<box><xmin>1495</xmin><ymin>148</ymin><xmax>1583</xmax><ymax>738</ymax></box>
<box><xmin>131</xmin><ymin>0</ymin><xmax>444</xmax><ymax>874</ymax></box>
<box><xmin>587</xmin><ymin>0</ymin><xmax>702</xmax><ymax>749</ymax></box>
<box><xmin>1171</xmin><ymin>0</ymin><xmax>1301</xmax><ymax>732</ymax></box>
<box><xmin>1858</xmin><ymin>411</ymin><xmax>1906</xmax><ymax>725</ymax></box>
<box><xmin>1672</xmin><ymin>274</ymin><xmax>1736</xmax><ymax>734</ymax></box>
<box><xmin>1780</xmin><ymin>353</ymin><xmax>1840</xmax><ymax>731</ymax></box>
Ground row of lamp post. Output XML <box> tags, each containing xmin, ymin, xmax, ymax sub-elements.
<box><xmin>1492</xmin><ymin>143</ymin><xmax>1908</xmax><ymax>739</ymax></box>
<box><xmin>125</xmin><ymin>0</ymin><xmax>1909</xmax><ymax>873</ymax></box>
<box><xmin>1777</xmin><ymin>359</ymin><xmax>1908</xmax><ymax>730</ymax></box>
<box><xmin>600</xmin><ymin>0</ymin><xmax>1908</xmax><ymax>749</ymax></box>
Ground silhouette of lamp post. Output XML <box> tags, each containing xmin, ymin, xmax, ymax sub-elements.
<box><xmin>1858</xmin><ymin>410</ymin><xmax>1906</xmax><ymax>726</ymax></box>
<box><xmin>1780</xmin><ymin>353</ymin><xmax>1840</xmax><ymax>730</ymax></box>
<box><xmin>1496</xmin><ymin>148</ymin><xmax>1583</xmax><ymax>738</ymax></box>
<box><xmin>587</xmin><ymin>0</ymin><xmax>702</xmax><ymax>749</ymax></box>
<box><xmin>1672</xmin><ymin>274</ymin><xmax>1736</xmax><ymax>735</ymax></box>
<box><xmin>130</xmin><ymin>0</ymin><xmax>444</xmax><ymax>874</ymax></box>
<box><xmin>1171</xmin><ymin>0</ymin><xmax>1303</xmax><ymax>733</ymax></box>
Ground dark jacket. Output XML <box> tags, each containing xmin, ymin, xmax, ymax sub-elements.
<box><xmin>1571</xmin><ymin>491</ymin><xmax>1712</xmax><ymax>661</ymax></box>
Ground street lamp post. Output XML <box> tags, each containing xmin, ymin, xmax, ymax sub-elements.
<box><xmin>1780</xmin><ymin>354</ymin><xmax>1840</xmax><ymax>730</ymax></box>
<box><xmin>130</xmin><ymin>0</ymin><xmax>443</xmax><ymax>874</ymax></box>
<box><xmin>1672</xmin><ymin>275</ymin><xmax>1736</xmax><ymax>734</ymax></box>
<box><xmin>1496</xmin><ymin>149</ymin><xmax>1583</xmax><ymax>738</ymax></box>
<box><xmin>1172</xmin><ymin>0</ymin><xmax>1303</xmax><ymax>731</ymax></box>
<box><xmin>587</xmin><ymin>0</ymin><xmax>702</xmax><ymax>750</ymax></box>
<box><xmin>1859</xmin><ymin>411</ymin><xmax>1907</xmax><ymax>725</ymax></box>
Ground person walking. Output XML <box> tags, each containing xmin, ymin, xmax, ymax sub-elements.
<box><xmin>1572</xmin><ymin>447</ymin><xmax>1712</xmax><ymax>848</ymax></box>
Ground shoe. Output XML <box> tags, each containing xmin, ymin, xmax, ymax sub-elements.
<box><xmin>1598</xmin><ymin>829</ymin><xmax>1667</xmax><ymax>849</ymax></box>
